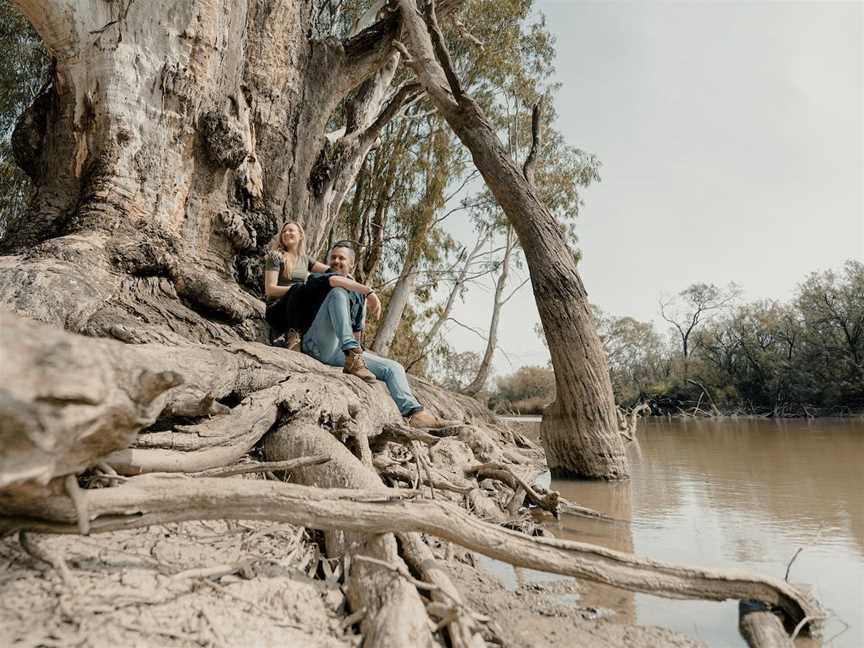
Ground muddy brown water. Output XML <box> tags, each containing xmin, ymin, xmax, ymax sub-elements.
<box><xmin>492</xmin><ymin>417</ymin><xmax>864</xmax><ymax>647</ymax></box>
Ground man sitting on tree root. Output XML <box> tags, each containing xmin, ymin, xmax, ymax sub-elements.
<box><xmin>301</xmin><ymin>241</ymin><xmax>454</xmax><ymax>429</ymax></box>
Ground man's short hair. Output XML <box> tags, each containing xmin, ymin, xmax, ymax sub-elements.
<box><xmin>329</xmin><ymin>240</ymin><xmax>356</xmax><ymax>262</ymax></box>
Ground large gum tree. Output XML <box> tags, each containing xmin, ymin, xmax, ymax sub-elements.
<box><xmin>2</xmin><ymin>0</ymin><xmax>626</xmax><ymax>477</ymax></box>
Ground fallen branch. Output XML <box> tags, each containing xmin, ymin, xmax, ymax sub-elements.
<box><xmin>0</xmin><ymin>476</ymin><xmax>821</xmax><ymax>630</ymax></box>
<box><xmin>686</xmin><ymin>379</ymin><xmax>721</xmax><ymax>416</ymax></box>
<box><xmin>171</xmin><ymin>559</ymin><xmax>255</xmax><ymax>581</ymax></box>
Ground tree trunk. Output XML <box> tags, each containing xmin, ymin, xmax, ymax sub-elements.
<box><xmin>0</xmin><ymin>0</ymin><xmax>409</xmax><ymax>345</ymax></box>
<box><xmin>372</xmin><ymin>264</ymin><xmax>419</xmax><ymax>355</ymax></box>
<box><xmin>396</xmin><ymin>0</ymin><xmax>628</xmax><ymax>478</ymax></box>
<box><xmin>462</xmin><ymin>226</ymin><xmax>513</xmax><ymax>396</ymax></box>
<box><xmin>370</xmin><ymin>126</ymin><xmax>447</xmax><ymax>355</ymax></box>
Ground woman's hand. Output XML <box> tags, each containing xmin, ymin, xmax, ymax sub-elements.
<box><xmin>367</xmin><ymin>292</ymin><xmax>382</xmax><ymax>320</ymax></box>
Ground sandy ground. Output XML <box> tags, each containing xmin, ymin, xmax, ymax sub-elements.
<box><xmin>0</xmin><ymin>521</ymin><xmax>351</xmax><ymax>648</ymax></box>
<box><xmin>0</xmin><ymin>519</ymin><xmax>708</xmax><ymax>648</ymax></box>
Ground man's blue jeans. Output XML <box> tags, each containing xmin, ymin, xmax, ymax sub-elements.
<box><xmin>301</xmin><ymin>288</ymin><xmax>422</xmax><ymax>416</ymax></box>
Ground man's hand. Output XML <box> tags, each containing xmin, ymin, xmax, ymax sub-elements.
<box><xmin>367</xmin><ymin>292</ymin><xmax>382</xmax><ymax>320</ymax></box>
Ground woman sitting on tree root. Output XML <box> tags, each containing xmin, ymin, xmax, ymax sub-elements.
<box><xmin>263</xmin><ymin>222</ymin><xmax>329</xmax><ymax>350</ymax></box>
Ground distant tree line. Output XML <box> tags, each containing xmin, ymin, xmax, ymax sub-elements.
<box><xmin>490</xmin><ymin>260</ymin><xmax>864</xmax><ymax>417</ymax></box>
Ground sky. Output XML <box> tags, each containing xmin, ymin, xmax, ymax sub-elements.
<box><xmin>442</xmin><ymin>0</ymin><xmax>863</xmax><ymax>378</ymax></box>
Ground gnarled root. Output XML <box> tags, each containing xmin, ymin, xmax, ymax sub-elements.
<box><xmin>0</xmin><ymin>476</ymin><xmax>822</xmax><ymax>633</ymax></box>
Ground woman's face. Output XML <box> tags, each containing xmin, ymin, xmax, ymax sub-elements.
<box><xmin>280</xmin><ymin>224</ymin><xmax>302</xmax><ymax>249</ymax></box>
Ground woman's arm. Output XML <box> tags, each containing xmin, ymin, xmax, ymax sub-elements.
<box><xmin>328</xmin><ymin>275</ymin><xmax>381</xmax><ymax>319</ymax></box>
<box><xmin>263</xmin><ymin>269</ymin><xmax>293</xmax><ymax>300</ymax></box>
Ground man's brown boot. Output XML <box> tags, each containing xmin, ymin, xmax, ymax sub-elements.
<box><xmin>406</xmin><ymin>408</ymin><xmax>460</xmax><ymax>430</ymax></box>
<box><xmin>343</xmin><ymin>348</ymin><xmax>377</xmax><ymax>384</ymax></box>
<box><xmin>285</xmin><ymin>329</ymin><xmax>301</xmax><ymax>352</ymax></box>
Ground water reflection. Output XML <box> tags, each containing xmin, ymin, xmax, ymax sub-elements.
<box><xmin>548</xmin><ymin>418</ymin><xmax>864</xmax><ymax>648</ymax></box>
<box><xmin>555</xmin><ymin>478</ymin><xmax>638</xmax><ymax>624</ymax></box>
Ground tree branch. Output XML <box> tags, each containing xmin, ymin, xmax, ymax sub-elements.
<box><xmin>11</xmin><ymin>0</ymin><xmax>78</xmax><ymax>60</ymax></box>
<box><xmin>361</xmin><ymin>81</ymin><xmax>424</xmax><ymax>145</ymax></box>
<box><xmin>446</xmin><ymin>317</ymin><xmax>488</xmax><ymax>342</ymax></box>
<box><xmin>501</xmin><ymin>276</ymin><xmax>530</xmax><ymax>305</ymax></box>
<box><xmin>522</xmin><ymin>101</ymin><xmax>542</xmax><ymax>185</ymax></box>
<box><xmin>425</xmin><ymin>0</ymin><xmax>463</xmax><ymax>99</ymax></box>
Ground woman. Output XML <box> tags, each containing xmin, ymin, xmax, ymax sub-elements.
<box><xmin>263</xmin><ymin>222</ymin><xmax>329</xmax><ymax>350</ymax></box>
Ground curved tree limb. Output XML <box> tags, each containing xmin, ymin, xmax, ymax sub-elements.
<box><xmin>11</xmin><ymin>0</ymin><xmax>78</xmax><ymax>60</ymax></box>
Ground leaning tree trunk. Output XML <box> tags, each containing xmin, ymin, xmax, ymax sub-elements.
<box><xmin>0</xmin><ymin>0</ymin><xmax>425</xmax><ymax>345</ymax></box>
<box><xmin>396</xmin><ymin>0</ymin><xmax>628</xmax><ymax>478</ymax></box>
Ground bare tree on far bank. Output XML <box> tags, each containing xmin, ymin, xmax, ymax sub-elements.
<box><xmin>659</xmin><ymin>282</ymin><xmax>741</xmax><ymax>377</ymax></box>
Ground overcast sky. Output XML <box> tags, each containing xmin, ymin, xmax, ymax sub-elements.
<box><xmin>442</xmin><ymin>0</ymin><xmax>863</xmax><ymax>377</ymax></box>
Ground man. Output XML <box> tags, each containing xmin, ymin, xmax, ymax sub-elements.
<box><xmin>300</xmin><ymin>241</ymin><xmax>453</xmax><ymax>429</ymax></box>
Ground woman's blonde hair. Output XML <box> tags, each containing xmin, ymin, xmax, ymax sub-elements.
<box><xmin>273</xmin><ymin>221</ymin><xmax>307</xmax><ymax>259</ymax></box>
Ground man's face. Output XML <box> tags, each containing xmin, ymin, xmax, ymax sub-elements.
<box><xmin>327</xmin><ymin>246</ymin><xmax>355</xmax><ymax>275</ymax></box>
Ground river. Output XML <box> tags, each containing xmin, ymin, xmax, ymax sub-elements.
<box><xmin>495</xmin><ymin>417</ymin><xmax>864</xmax><ymax>647</ymax></box>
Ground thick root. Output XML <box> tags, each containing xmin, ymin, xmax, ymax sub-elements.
<box><xmin>0</xmin><ymin>476</ymin><xmax>821</xmax><ymax>632</ymax></box>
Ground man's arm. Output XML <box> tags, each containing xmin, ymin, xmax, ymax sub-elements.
<box><xmin>328</xmin><ymin>274</ymin><xmax>381</xmax><ymax>319</ymax></box>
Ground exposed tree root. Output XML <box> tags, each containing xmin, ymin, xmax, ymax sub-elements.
<box><xmin>188</xmin><ymin>456</ymin><xmax>330</xmax><ymax>478</ymax></box>
<box><xmin>18</xmin><ymin>530</ymin><xmax>76</xmax><ymax>590</ymax></box>
<box><xmin>262</xmin><ymin>423</ymin><xmax>435</xmax><ymax>647</ymax></box>
<box><xmin>0</xmin><ymin>310</ymin><xmax>822</xmax><ymax>644</ymax></box>
<box><xmin>398</xmin><ymin>533</ymin><xmax>486</xmax><ymax>648</ymax></box>
<box><xmin>467</xmin><ymin>462</ymin><xmax>560</xmax><ymax>516</ymax></box>
<box><xmin>0</xmin><ymin>476</ymin><xmax>821</xmax><ymax>631</ymax></box>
